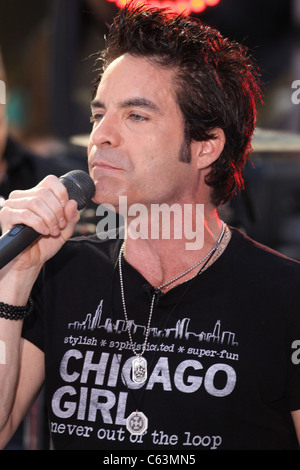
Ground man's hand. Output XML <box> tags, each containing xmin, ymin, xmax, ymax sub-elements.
<box><xmin>0</xmin><ymin>174</ymin><xmax>80</xmax><ymax>272</ymax></box>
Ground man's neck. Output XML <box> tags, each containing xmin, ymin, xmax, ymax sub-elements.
<box><xmin>122</xmin><ymin>208</ymin><xmax>224</xmax><ymax>289</ymax></box>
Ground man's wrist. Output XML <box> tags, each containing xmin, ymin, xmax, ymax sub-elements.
<box><xmin>0</xmin><ymin>297</ymin><xmax>33</xmax><ymax>320</ymax></box>
<box><xmin>0</xmin><ymin>265</ymin><xmax>40</xmax><ymax>306</ymax></box>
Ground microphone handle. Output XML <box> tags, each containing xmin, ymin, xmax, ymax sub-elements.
<box><xmin>0</xmin><ymin>224</ymin><xmax>41</xmax><ymax>269</ymax></box>
<box><xmin>0</xmin><ymin>169</ymin><xmax>95</xmax><ymax>270</ymax></box>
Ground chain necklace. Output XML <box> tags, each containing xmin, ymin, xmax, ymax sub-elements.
<box><xmin>154</xmin><ymin>222</ymin><xmax>227</xmax><ymax>293</ymax></box>
<box><xmin>162</xmin><ymin>223</ymin><xmax>230</xmax><ymax>291</ymax></box>
<box><xmin>118</xmin><ymin>222</ymin><xmax>227</xmax><ymax>435</ymax></box>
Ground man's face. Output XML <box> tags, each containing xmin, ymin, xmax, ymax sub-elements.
<box><xmin>88</xmin><ymin>53</ymin><xmax>197</xmax><ymax>210</ymax></box>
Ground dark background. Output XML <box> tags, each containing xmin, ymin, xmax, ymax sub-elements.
<box><xmin>1</xmin><ymin>0</ymin><xmax>300</xmax><ymax>450</ymax></box>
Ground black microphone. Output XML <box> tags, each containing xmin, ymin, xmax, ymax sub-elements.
<box><xmin>143</xmin><ymin>283</ymin><xmax>163</xmax><ymax>304</ymax></box>
<box><xmin>0</xmin><ymin>170</ymin><xmax>95</xmax><ymax>269</ymax></box>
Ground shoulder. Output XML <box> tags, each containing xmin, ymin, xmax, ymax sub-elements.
<box><xmin>231</xmin><ymin>227</ymin><xmax>300</xmax><ymax>268</ymax></box>
<box><xmin>229</xmin><ymin>227</ymin><xmax>300</xmax><ymax>292</ymax></box>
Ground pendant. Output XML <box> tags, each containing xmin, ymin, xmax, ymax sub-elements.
<box><xmin>126</xmin><ymin>411</ymin><xmax>148</xmax><ymax>435</ymax></box>
<box><xmin>132</xmin><ymin>356</ymin><xmax>147</xmax><ymax>384</ymax></box>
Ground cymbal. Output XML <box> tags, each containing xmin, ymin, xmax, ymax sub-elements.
<box><xmin>70</xmin><ymin>134</ymin><xmax>90</xmax><ymax>147</ymax></box>
<box><xmin>70</xmin><ymin>127</ymin><xmax>300</xmax><ymax>153</ymax></box>
<box><xmin>252</xmin><ymin>127</ymin><xmax>300</xmax><ymax>152</ymax></box>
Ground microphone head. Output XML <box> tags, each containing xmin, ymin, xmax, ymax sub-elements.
<box><xmin>59</xmin><ymin>170</ymin><xmax>95</xmax><ymax>210</ymax></box>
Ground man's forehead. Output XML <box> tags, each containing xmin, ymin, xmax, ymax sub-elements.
<box><xmin>101</xmin><ymin>53</ymin><xmax>175</xmax><ymax>88</ymax></box>
<box><xmin>93</xmin><ymin>54</ymin><xmax>177</xmax><ymax>110</ymax></box>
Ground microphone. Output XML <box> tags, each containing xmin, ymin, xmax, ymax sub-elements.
<box><xmin>143</xmin><ymin>283</ymin><xmax>163</xmax><ymax>304</ymax></box>
<box><xmin>0</xmin><ymin>170</ymin><xmax>95</xmax><ymax>270</ymax></box>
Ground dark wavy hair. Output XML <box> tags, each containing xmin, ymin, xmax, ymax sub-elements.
<box><xmin>93</xmin><ymin>3</ymin><xmax>262</xmax><ymax>206</ymax></box>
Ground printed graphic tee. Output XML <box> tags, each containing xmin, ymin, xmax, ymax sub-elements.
<box><xmin>22</xmin><ymin>228</ymin><xmax>300</xmax><ymax>449</ymax></box>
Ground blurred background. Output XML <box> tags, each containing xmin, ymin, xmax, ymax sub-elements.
<box><xmin>0</xmin><ymin>0</ymin><xmax>300</xmax><ymax>449</ymax></box>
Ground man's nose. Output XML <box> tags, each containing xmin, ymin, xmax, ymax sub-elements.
<box><xmin>89</xmin><ymin>114</ymin><xmax>121</xmax><ymax>148</ymax></box>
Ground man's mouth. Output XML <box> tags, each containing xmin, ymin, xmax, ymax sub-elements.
<box><xmin>92</xmin><ymin>160</ymin><xmax>123</xmax><ymax>171</ymax></box>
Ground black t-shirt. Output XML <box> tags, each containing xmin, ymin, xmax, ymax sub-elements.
<box><xmin>22</xmin><ymin>228</ymin><xmax>300</xmax><ymax>450</ymax></box>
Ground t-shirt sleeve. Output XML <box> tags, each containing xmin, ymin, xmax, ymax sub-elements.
<box><xmin>21</xmin><ymin>272</ymin><xmax>45</xmax><ymax>352</ymax></box>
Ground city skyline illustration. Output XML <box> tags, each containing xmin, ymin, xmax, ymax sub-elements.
<box><xmin>68</xmin><ymin>300</ymin><xmax>238</xmax><ymax>347</ymax></box>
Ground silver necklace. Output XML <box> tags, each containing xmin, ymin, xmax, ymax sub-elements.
<box><xmin>118</xmin><ymin>222</ymin><xmax>226</xmax><ymax>435</ymax></box>
<box><xmin>154</xmin><ymin>222</ymin><xmax>227</xmax><ymax>292</ymax></box>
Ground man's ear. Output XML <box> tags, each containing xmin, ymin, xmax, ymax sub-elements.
<box><xmin>191</xmin><ymin>128</ymin><xmax>225</xmax><ymax>170</ymax></box>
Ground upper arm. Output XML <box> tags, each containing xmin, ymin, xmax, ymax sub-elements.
<box><xmin>291</xmin><ymin>409</ymin><xmax>300</xmax><ymax>446</ymax></box>
<box><xmin>0</xmin><ymin>338</ymin><xmax>45</xmax><ymax>449</ymax></box>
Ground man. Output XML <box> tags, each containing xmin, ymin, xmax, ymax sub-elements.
<box><xmin>0</xmin><ymin>4</ymin><xmax>299</xmax><ymax>450</ymax></box>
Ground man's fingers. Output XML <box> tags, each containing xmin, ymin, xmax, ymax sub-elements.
<box><xmin>2</xmin><ymin>175</ymin><xmax>74</xmax><ymax>236</ymax></box>
<box><xmin>0</xmin><ymin>206</ymin><xmax>52</xmax><ymax>236</ymax></box>
<box><xmin>2</xmin><ymin>195</ymin><xmax>63</xmax><ymax>236</ymax></box>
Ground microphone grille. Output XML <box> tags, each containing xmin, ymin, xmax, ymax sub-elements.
<box><xmin>60</xmin><ymin>170</ymin><xmax>95</xmax><ymax>210</ymax></box>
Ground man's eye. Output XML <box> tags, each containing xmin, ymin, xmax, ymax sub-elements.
<box><xmin>90</xmin><ymin>114</ymin><xmax>103</xmax><ymax>123</ymax></box>
<box><xmin>130</xmin><ymin>114</ymin><xmax>148</xmax><ymax>122</ymax></box>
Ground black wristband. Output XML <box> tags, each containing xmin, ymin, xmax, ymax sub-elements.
<box><xmin>0</xmin><ymin>297</ymin><xmax>33</xmax><ymax>320</ymax></box>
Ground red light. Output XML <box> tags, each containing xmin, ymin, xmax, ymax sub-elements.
<box><xmin>190</xmin><ymin>0</ymin><xmax>207</xmax><ymax>13</ymax></box>
<box><xmin>106</xmin><ymin>0</ymin><xmax>221</xmax><ymax>14</ymax></box>
<box><xmin>205</xmin><ymin>0</ymin><xmax>221</xmax><ymax>5</ymax></box>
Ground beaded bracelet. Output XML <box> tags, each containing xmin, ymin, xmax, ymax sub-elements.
<box><xmin>0</xmin><ymin>297</ymin><xmax>33</xmax><ymax>320</ymax></box>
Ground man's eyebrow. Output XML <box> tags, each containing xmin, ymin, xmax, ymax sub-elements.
<box><xmin>120</xmin><ymin>97</ymin><xmax>160</xmax><ymax>112</ymax></box>
<box><xmin>90</xmin><ymin>99</ymin><xmax>105</xmax><ymax>110</ymax></box>
<box><xmin>90</xmin><ymin>97</ymin><xmax>160</xmax><ymax>112</ymax></box>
